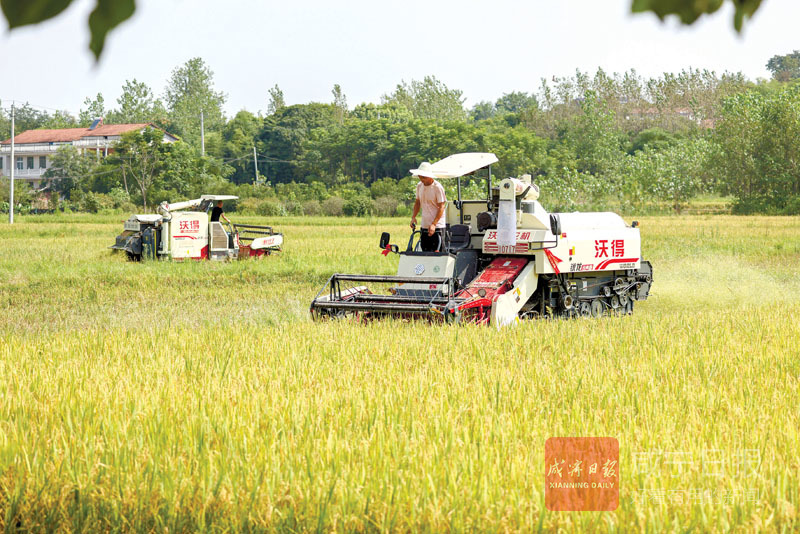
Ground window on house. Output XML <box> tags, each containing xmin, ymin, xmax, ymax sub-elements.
<box><xmin>0</xmin><ymin>157</ymin><xmax>3</xmax><ymax>170</ymax></box>
<box><xmin>27</xmin><ymin>156</ymin><xmax>34</xmax><ymax>169</ymax></box>
<box><xmin>39</xmin><ymin>156</ymin><xmax>46</xmax><ymax>169</ymax></box>
<box><xmin>16</xmin><ymin>157</ymin><xmax>23</xmax><ymax>170</ymax></box>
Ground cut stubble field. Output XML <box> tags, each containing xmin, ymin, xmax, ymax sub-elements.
<box><xmin>1</xmin><ymin>214</ymin><xmax>799</xmax><ymax>532</ymax></box>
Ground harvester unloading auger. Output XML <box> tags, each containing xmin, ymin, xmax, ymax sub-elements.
<box><xmin>310</xmin><ymin>153</ymin><xmax>652</xmax><ymax>327</ymax></box>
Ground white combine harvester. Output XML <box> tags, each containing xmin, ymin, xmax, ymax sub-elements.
<box><xmin>110</xmin><ymin>195</ymin><xmax>283</xmax><ymax>260</ymax></box>
<box><xmin>311</xmin><ymin>153</ymin><xmax>652</xmax><ymax>326</ymax></box>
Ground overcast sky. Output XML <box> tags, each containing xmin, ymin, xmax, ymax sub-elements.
<box><xmin>1</xmin><ymin>0</ymin><xmax>799</xmax><ymax>118</ymax></box>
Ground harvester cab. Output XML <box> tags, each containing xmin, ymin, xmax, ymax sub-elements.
<box><xmin>110</xmin><ymin>194</ymin><xmax>283</xmax><ymax>261</ymax></box>
<box><xmin>311</xmin><ymin>152</ymin><xmax>653</xmax><ymax>327</ymax></box>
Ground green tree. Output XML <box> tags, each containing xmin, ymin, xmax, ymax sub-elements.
<box><xmin>41</xmin><ymin>110</ymin><xmax>78</xmax><ymax>129</ymax></box>
<box><xmin>470</xmin><ymin>101</ymin><xmax>495</xmax><ymax>122</ymax></box>
<box><xmin>79</xmin><ymin>93</ymin><xmax>106</xmax><ymax>126</ymax></box>
<box><xmin>113</xmin><ymin>128</ymin><xmax>168</xmax><ymax>209</ymax></box>
<box><xmin>766</xmin><ymin>50</ymin><xmax>800</xmax><ymax>81</ymax></box>
<box><xmin>2</xmin><ymin>102</ymin><xmax>49</xmax><ymax>134</ymax></box>
<box><xmin>332</xmin><ymin>84</ymin><xmax>348</xmax><ymax>125</ymax></box>
<box><xmin>267</xmin><ymin>84</ymin><xmax>285</xmax><ymax>115</ymax></box>
<box><xmin>164</xmin><ymin>58</ymin><xmax>226</xmax><ymax>149</ymax></box>
<box><xmin>495</xmin><ymin>92</ymin><xmax>538</xmax><ymax>114</ymax></box>
<box><xmin>566</xmin><ymin>90</ymin><xmax>624</xmax><ymax>177</ymax></box>
<box><xmin>382</xmin><ymin>76</ymin><xmax>466</xmax><ymax>122</ymax></box>
<box><xmin>713</xmin><ymin>85</ymin><xmax>800</xmax><ymax>213</ymax></box>
<box><xmin>222</xmin><ymin>110</ymin><xmax>263</xmax><ymax>184</ymax></box>
<box><xmin>43</xmin><ymin>145</ymin><xmax>98</xmax><ymax>199</ymax></box>
<box><xmin>111</xmin><ymin>79</ymin><xmax>168</xmax><ymax>125</ymax></box>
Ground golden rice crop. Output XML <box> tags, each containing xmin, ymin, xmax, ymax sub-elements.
<box><xmin>1</xmin><ymin>214</ymin><xmax>799</xmax><ymax>532</ymax></box>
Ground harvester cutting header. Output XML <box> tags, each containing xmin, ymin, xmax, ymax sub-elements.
<box><xmin>110</xmin><ymin>195</ymin><xmax>282</xmax><ymax>260</ymax></box>
<box><xmin>311</xmin><ymin>153</ymin><xmax>652</xmax><ymax>326</ymax></box>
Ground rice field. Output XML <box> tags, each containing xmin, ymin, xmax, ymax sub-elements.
<box><xmin>1</xmin><ymin>213</ymin><xmax>799</xmax><ymax>532</ymax></box>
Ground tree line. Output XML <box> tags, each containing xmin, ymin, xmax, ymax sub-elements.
<box><xmin>3</xmin><ymin>52</ymin><xmax>800</xmax><ymax>216</ymax></box>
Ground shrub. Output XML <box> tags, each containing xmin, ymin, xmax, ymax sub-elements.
<box><xmin>302</xmin><ymin>200</ymin><xmax>322</xmax><ymax>216</ymax></box>
<box><xmin>343</xmin><ymin>196</ymin><xmax>374</xmax><ymax>217</ymax></box>
<box><xmin>236</xmin><ymin>197</ymin><xmax>263</xmax><ymax>214</ymax></box>
<box><xmin>372</xmin><ymin>196</ymin><xmax>398</xmax><ymax>216</ymax></box>
<box><xmin>784</xmin><ymin>197</ymin><xmax>800</xmax><ymax>215</ymax></box>
<box><xmin>257</xmin><ymin>198</ymin><xmax>285</xmax><ymax>217</ymax></box>
<box><xmin>73</xmin><ymin>191</ymin><xmax>112</xmax><ymax>213</ymax></box>
<box><xmin>322</xmin><ymin>196</ymin><xmax>344</xmax><ymax>216</ymax></box>
<box><xmin>283</xmin><ymin>200</ymin><xmax>304</xmax><ymax>216</ymax></box>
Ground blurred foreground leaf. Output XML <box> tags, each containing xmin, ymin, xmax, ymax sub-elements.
<box><xmin>0</xmin><ymin>0</ymin><xmax>135</xmax><ymax>59</ymax></box>
<box><xmin>631</xmin><ymin>0</ymin><xmax>763</xmax><ymax>31</ymax></box>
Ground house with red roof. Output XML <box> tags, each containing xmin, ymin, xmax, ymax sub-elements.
<box><xmin>0</xmin><ymin>120</ymin><xmax>177</xmax><ymax>190</ymax></box>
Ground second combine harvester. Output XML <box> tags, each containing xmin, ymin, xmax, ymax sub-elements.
<box><xmin>311</xmin><ymin>153</ymin><xmax>653</xmax><ymax>327</ymax></box>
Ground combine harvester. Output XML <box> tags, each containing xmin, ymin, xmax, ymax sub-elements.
<box><xmin>310</xmin><ymin>153</ymin><xmax>652</xmax><ymax>327</ymax></box>
<box><xmin>110</xmin><ymin>195</ymin><xmax>282</xmax><ymax>260</ymax></box>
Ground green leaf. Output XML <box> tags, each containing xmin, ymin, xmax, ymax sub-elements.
<box><xmin>88</xmin><ymin>0</ymin><xmax>135</xmax><ymax>60</ymax></box>
<box><xmin>631</xmin><ymin>0</ymin><xmax>763</xmax><ymax>31</ymax></box>
<box><xmin>0</xmin><ymin>0</ymin><xmax>73</xmax><ymax>28</ymax></box>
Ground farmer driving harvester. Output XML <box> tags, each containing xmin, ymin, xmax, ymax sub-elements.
<box><xmin>210</xmin><ymin>200</ymin><xmax>231</xmax><ymax>224</ymax></box>
<box><xmin>410</xmin><ymin>161</ymin><xmax>447</xmax><ymax>252</ymax></box>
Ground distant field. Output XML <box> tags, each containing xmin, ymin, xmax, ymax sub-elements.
<box><xmin>1</xmin><ymin>213</ymin><xmax>799</xmax><ymax>532</ymax></box>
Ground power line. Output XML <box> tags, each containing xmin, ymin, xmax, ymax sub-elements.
<box><xmin>0</xmin><ymin>98</ymin><xmax>78</xmax><ymax>116</ymax></box>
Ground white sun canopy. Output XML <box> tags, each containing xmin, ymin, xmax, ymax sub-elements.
<box><xmin>428</xmin><ymin>153</ymin><xmax>499</xmax><ymax>179</ymax></box>
<box><xmin>200</xmin><ymin>195</ymin><xmax>239</xmax><ymax>201</ymax></box>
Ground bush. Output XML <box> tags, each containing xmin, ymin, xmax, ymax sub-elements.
<box><xmin>236</xmin><ymin>197</ymin><xmax>263</xmax><ymax>214</ymax></box>
<box><xmin>283</xmin><ymin>200</ymin><xmax>304</xmax><ymax>215</ymax></box>
<box><xmin>302</xmin><ymin>200</ymin><xmax>322</xmax><ymax>216</ymax></box>
<box><xmin>108</xmin><ymin>187</ymin><xmax>133</xmax><ymax>210</ymax></box>
<box><xmin>322</xmin><ymin>196</ymin><xmax>344</xmax><ymax>216</ymax></box>
<box><xmin>343</xmin><ymin>196</ymin><xmax>374</xmax><ymax>217</ymax></box>
<box><xmin>257</xmin><ymin>198</ymin><xmax>285</xmax><ymax>217</ymax></box>
<box><xmin>372</xmin><ymin>196</ymin><xmax>398</xmax><ymax>216</ymax></box>
<box><xmin>370</xmin><ymin>177</ymin><xmax>401</xmax><ymax>199</ymax></box>
<box><xmin>784</xmin><ymin>196</ymin><xmax>800</xmax><ymax>215</ymax></box>
<box><xmin>72</xmin><ymin>191</ymin><xmax>115</xmax><ymax>213</ymax></box>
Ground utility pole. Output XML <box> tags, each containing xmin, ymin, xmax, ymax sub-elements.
<box><xmin>9</xmin><ymin>103</ymin><xmax>15</xmax><ymax>224</ymax></box>
<box><xmin>253</xmin><ymin>146</ymin><xmax>259</xmax><ymax>184</ymax></box>
<box><xmin>200</xmin><ymin>110</ymin><xmax>205</xmax><ymax>156</ymax></box>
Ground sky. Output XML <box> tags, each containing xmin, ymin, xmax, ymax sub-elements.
<box><xmin>1</xmin><ymin>0</ymin><xmax>799</xmax><ymax>118</ymax></box>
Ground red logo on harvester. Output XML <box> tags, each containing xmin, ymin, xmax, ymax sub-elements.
<box><xmin>595</xmin><ymin>239</ymin><xmax>625</xmax><ymax>258</ymax></box>
<box><xmin>179</xmin><ymin>220</ymin><xmax>200</xmax><ymax>232</ymax></box>
<box><xmin>594</xmin><ymin>240</ymin><xmax>609</xmax><ymax>258</ymax></box>
<box><xmin>545</xmin><ymin>437</ymin><xmax>619</xmax><ymax>511</ymax></box>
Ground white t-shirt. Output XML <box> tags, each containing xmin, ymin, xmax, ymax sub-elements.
<box><xmin>416</xmin><ymin>180</ymin><xmax>447</xmax><ymax>229</ymax></box>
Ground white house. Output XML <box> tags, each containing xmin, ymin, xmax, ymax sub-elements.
<box><xmin>0</xmin><ymin>120</ymin><xmax>178</xmax><ymax>190</ymax></box>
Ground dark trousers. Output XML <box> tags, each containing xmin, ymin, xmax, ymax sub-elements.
<box><xmin>420</xmin><ymin>228</ymin><xmax>444</xmax><ymax>252</ymax></box>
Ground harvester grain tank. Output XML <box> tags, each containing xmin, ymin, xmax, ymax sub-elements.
<box><xmin>110</xmin><ymin>195</ymin><xmax>282</xmax><ymax>260</ymax></box>
<box><xmin>310</xmin><ymin>153</ymin><xmax>652</xmax><ymax>326</ymax></box>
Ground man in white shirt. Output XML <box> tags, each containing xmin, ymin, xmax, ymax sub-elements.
<box><xmin>409</xmin><ymin>161</ymin><xmax>447</xmax><ymax>252</ymax></box>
